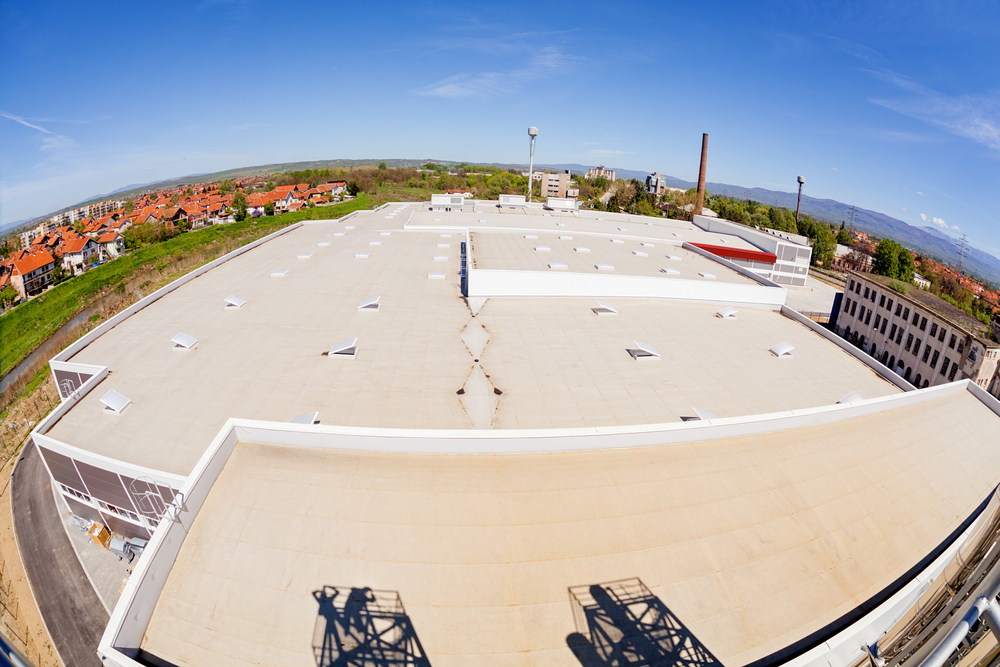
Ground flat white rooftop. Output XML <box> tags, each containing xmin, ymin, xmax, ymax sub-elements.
<box><xmin>139</xmin><ymin>388</ymin><xmax>1000</xmax><ymax>667</ymax></box>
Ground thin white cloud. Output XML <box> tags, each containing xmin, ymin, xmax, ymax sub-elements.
<box><xmin>921</xmin><ymin>212</ymin><xmax>960</xmax><ymax>231</ymax></box>
<box><xmin>1</xmin><ymin>112</ymin><xmax>74</xmax><ymax>150</ymax></box>
<box><xmin>902</xmin><ymin>207</ymin><xmax>908</xmax><ymax>212</ymax></box>
<box><xmin>917</xmin><ymin>191</ymin><xmax>925</xmax><ymax>195</ymax></box>
<box><xmin>1</xmin><ymin>112</ymin><xmax>52</xmax><ymax>134</ymax></box>
<box><xmin>830</xmin><ymin>167</ymin><xmax>838</xmax><ymax>171</ymax></box>
<box><xmin>412</xmin><ymin>47</ymin><xmax>577</xmax><ymax>99</ymax></box>
<box><xmin>870</xmin><ymin>70</ymin><xmax>1000</xmax><ymax>151</ymax></box>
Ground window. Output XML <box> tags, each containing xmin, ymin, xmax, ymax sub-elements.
<box><xmin>957</xmin><ymin>340</ymin><xmax>964</xmax><ymax>354</ymax></box>
<box><xmin>969</xmin><ymin>347</ymin><xmax>979</xmax><ymax>364</ymax></box>
<box><xmin>930</xmin><ymin>350</ymin><xmax>939</xmax><ymax>368</ymax></box>
<box><xmin>98</xmin><ymin>500</ymin><xmax>140</xmax><ymax>523</ymax></box>
<box><xmin>920</xmin><ymin>317</ymin><xmax>928</xmax><ymax>331</ymax></box>
<box><xmin>896</xmin><ymin>304</ymin><xmax>902</xmax><ymax>316</ymax></box>
<box><xmin>60</xmin><ymin>484</ymin><xmax>91</xmax><ymax>503</ymax></box>
<box><xmin>851</xmin><ymin>301</ymin><xmax>857</xmax><ymax>316</ymax></box>
<box><xmin>949</xmin><ymin>334</ymin><xmax>957</xmax><ymax>349</ymax></box>
<box><xmin>875</xmin><ymin>315</ymin><xmax>881</xmax><ymax>329</ymax></box>
<box><xmin>844</xmin><ymin>297</ymin><xmax>851</xmax><ymax>312</ymax></box>
<box><xmin>896</xmin><ymin>329</ymin><xmax>903</xmax><ymax>344</ymax></box>
<box><xmin>915</xmin><ymin>373</ymin><xmax>922</xmax><ymax>386</ymax></box>
<box><xmin>866</xmin><ymin>311</ymin><xmax>872</xmax><ymax>325</ymax></box>
<box><xmin>849</xmin><ymin>279</ymin><xmax>855</xmax><ymax>291</ymax></box>
<box><xmin>856</xmin><ymin>282</ymin><xmax>861</xmax><ymax>294</ymax></box>
<box><xmin>871</xmin><ymin>291</ymin><xmax>876</xmax><ymax>303</ymax></box>
<box><xmin>860</xmin><ymin>306</ymin><xmax>866</xmax><ymax>320</ymax></box>
<box><xmin>887</xmin><ymin>299</ymin><xmax>894</xmax><ymax>312</ymax></box>
<box><xmin>881</xmin><ymin>319</ymin><xmax>888</xmax><ymax>334</ymax></box>
<box><xmin>940</xmin><ymin>358</ymin><xmax>949</xmax><ymax>376</ymax></box>
<box><xmin>903</xmin><ymin>307</ymin><xmax>910</xmax><ymax>319</ymax></box>
<box><xmin>923</xmin><ymin>346</ymin><xmax>931</xmax><ymax>362</ymax></box>
<box><xmin>937</xmin><ymin>327</ymin><xmax>945</xmax><ymax>342</ymax></box>
<box><xmin>949</xmin><ymin>364</ymin><xmax>959</xmax><ymax>381</ymax></box>
<box><xmin>913</xmin><ymin>341</ymin><xmax>921</xmax><ymax>357</ymax></box>
<box><xmin>864</xmin><ymin>287</ymin><xmax>870</xmax><ymax>299</ymax></box>
<box><xmin>930</xmin><ymin>323</ymin><xmax>937</xmax><ymax>337</ymax></box>
<box><xmin>880</xmin><ymin>295</ymin><xmax>886</xmax><ymax>308</ymax></box>
<box><xmin>905</xmin><ymin>333</ymin><xmax>913</xmax><ymax>351</ymax></box>
<box><xmin>890</xmin><ymin>324</ymin><xmax>897</xmax><ymax>340</ymax></box>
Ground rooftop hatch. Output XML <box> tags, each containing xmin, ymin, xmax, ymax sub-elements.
<box><xmin>769</xmin><ymin>342</ymin><xmax>795</xmax><ymax>358</ymax></box>
<box><xmin>224</xmin><ymin>295</ymin><xmax>246</xmax><ymax>309</ymax></box>
<box><xmin>716</xmin><ymin>307</ymin><xmax>738</xmax><ymax>319</ymax></box>
<box><xmin>358</xmin><ymin>297</ymin><xmax>380</xmax><ymax>311</ymax></box>
<box><xmin>592</xmin><ymin>301</ymin><xmax>618</xmax><ymax>316</ymax></box>
<box><xmin>171</xmin><ymin>333</ymin><xmax>198</xmax><ymax>350</ymax></box>
<box><xmin>327</xmin><ymin>338</ymin><xmax>358</xmax><ymax>359</ymax></box>
<box><xmin>101</xmin><ymin>390</ymin><xmax>132</xmax><ymax>415</ymax></box>
<box><xmin>627</xmin><ymin>341</ymin><xmax>660</xmax><ymax>361</ymax></box>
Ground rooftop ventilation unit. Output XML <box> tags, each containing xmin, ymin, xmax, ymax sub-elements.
<box><xmin>595</xmin><ymin>263</ymin><xmax>615</xmax><ymax>270</ymax></box>
<box><xmin>692</xmin><ymin>408</ymin><xmax>719</xmax><ymax>420</ymax></box>
<box><xmin>101</xmin><ymin>390</ymin><xmax>132</xmax><ymax>415</ymax></box>
<box><xmin>288</xmin><ymin>411</ymin><xmax>320</xmax><ymax>425</ymax></box>
<box><xmin>224</xmin><ymin>295</ymin><xmax>246</xmax><ymax>309</ymax></box>
<box><xmin>660</xmin><ymin>267</ymin><xmax>680</xmax><ymax>275</ymax></box>
<box><xmin>716</xmin><ymin>307</ymin><xmax>738</xmax><ymax>319</ymax></box>
<box><xmin>171</xmin><ymin>333</ymin><xmax>198</xmax><ymax>350</ymax></box>
<box><xmin>611</xmin><ymin>239</ymin><xmax>624</xmax><ymax>244</ymax></box>
<box><xmin>837</xmin><ymin>392</ymin><xmax>865</xmax><ymax>404</ymax></box>
<box><xmin>558</xmin><ymin>235</ymin><xmax>573</xmax><ymax>240</ymax></box>
<box><xmin>326</xmin><ymin>338</ymin><xmax>358</xmax><ymax>359</ymax></box>
<box><xmin>434</xmin><ymin>255</ymin><xmax>448</xmax><ymax>261</ymax></box>
<box><xmin>318</xmin><ymin>241</ymin><xmax>331</xmax><ymax>247</ymax></box>
<box><xmin>271</xmin><ymin>270</ymin><xmax>288</xmax><ymax>277</ymax></box>
<box><xmin>769</xmin><ymin>342</ymin><xmax>794</xmax><ymax>358</ymax></box>
<box><xmin>355</xmin><ymin>252</ymin><xmax>371</xmax><ymax>259</ymax></box>
<box><xmin>699</xmin><ymin>272</ymin><xmax>716</xmax><ymax>279</ymax></box>
<box><xmin>524</xmin><ymin>234</ymin><xmax>538</xmax><ymax>239</ymax></box>
<box><xmin>641</xmin><ymin>242</ymin><xmax>655</xmax><ymax>247</ymax></box>
<box><xmin>574</xmin><ymin>247</ymin><xmax>591</xmax><ymax>253</ymax></box>
<box><xmin>298</xmin><ymin>254</ymin><xmax>312</xmax><ymax>259</ymax></box>
<box><xmin>369</xmin><ymin>241</ymin><xmax>382</xmax><ymax>246</ymax></box>
<box><xmin>358</xmin><ymin>297</ymin><xmax>380</xmax><ymax>311</ymax></box>
<box><xmin>548</xmin><ymin>262</ymin><xmax>568</xmax><ymax>269</ymax></box>
<box><xmin>627</xmin><ymin>341</ymin><xmax>660</xmax><ymax>361</ymax></box>
<box><xmin>428</xmin><ymin>272</ymin><xmax>445</xmax><ymax>280</ymax></box>
<box><xmin>592</xmin><ymin>301</ymin><xmax>618</xmax><ymax>316</ymax></box>
<box><xmin>534</xmin><ymin>246</ymin><xmax>551</xmax><ymax>252</ymax></box>
<box><xmin>633</xmin><ymin>251</ymin><xmax>648</xmax><ymax>257</ymax></box>
<box><xmin>666</xmin><ymin>255</ymin><xmax>682</xmax><ymax>261</ymax></box>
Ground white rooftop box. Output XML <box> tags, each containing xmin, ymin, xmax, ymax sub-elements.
<box><xmin>546</xmin><ymin>197</ymin><xmax>579</xmax><ymax>211</ymax></box>
<box><xmin>431</xmin><ymin>194</ymin><xmax>465</xmax><ymax>206</ymax></box>
<box><xmin>499</xmin><ymin>194</ymin><xmax>526</xmax><ymax>206</ymax></box>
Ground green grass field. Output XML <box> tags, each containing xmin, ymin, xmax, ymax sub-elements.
<box><xmin>0</xmin><ymin>195</ymin><xmax>375</xmax><ymax>378</ymax></box>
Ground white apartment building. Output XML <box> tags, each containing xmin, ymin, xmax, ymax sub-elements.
<box><xmin>836</xmin><ymin>271</ymin><xmax>1000</xmax><ymax>392</ymax></box>
<box><xmin>586</xmin><ymin>165</ymin><xmax>616</xmax><ymax>182</ymax></box>
<box><xmin>541</xmin><ymin>170</ymin><xmax>572</xmax><ymax>199</ymax></box>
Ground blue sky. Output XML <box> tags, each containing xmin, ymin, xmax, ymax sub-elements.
<box><xmin>2</xmin><ymin>1</ymin><xmax>999</xmax><ymax>254</ymax></box>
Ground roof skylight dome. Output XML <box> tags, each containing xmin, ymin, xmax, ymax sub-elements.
<box><xmin>769</xmin><ymin>342</ymin><xmax>795</xmax><ymax>358</ymax></box>
<box><xmin>627</xmin><ymin>341</ymin><xmax>660</xmax><ymax>361</ymax></box>
<box><xmin>100</xmin><ymin>390</ymin><xmax>132</xmax><ymax>415</ymax></box>
<box><xmin>716</xmin><ymin>307</ymin><xmax>738</xmax><ymax>319</ymax></box>
<box><xmin>326</xmin><ymin>338</ymin><xmax>358</xmax><ymax>359</ymax></box>
<box><xmin>224</xmin><ymin>295</ymin><xmax>246</xmax><ymax>309</ymax></box>
<box><xmin>358</xmin><ymin>297</ymin><xmax>380</xmax><ymax>312</ymax></box>
<box><xmin>592</xmin><ymin>301</ymin><xmax>618</xmax><ymax>316</ymax></box>
<box><xmin>171</xmin><ymin>333</ymin><xmax>198</xmax><ymax>351</ymax></box>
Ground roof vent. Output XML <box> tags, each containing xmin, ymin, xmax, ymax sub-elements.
<box><xmin>548</xmin><ymin>262</ymin><xmax>568</xmax><ymax>269</ymax></box>
<box><xmin>534</xmin><ymin>246</ymin><xmax>551</xmax><ymax>252</ymax></box>
<box><xmin>716</xmin><ymin>307</ymin><xmax>738</xmax><ymax>319</ymax></box>
<box><xmin>574</xmin><ymin>247</ymin><xmax>591</xmax><ymax>253</ymax></box>
<box><xmin>441</xmin><ymin>233</ymin><xmax>452</xmax><ymax>238</ymax></box>
<box><xmin>438</xmin><ymin>243</ymin><xmax>450</xmax><ymax>248</ymax></box>
<box><xmin>769</xmin><ymin>342</ymin><xmax>794</xmax><ymax>358</ymax></box>
<box><xmin>693</xmin><ymin>408</ymin><xmax>718</xmax><ymax>420</ymax></box>
<box><xmin>479</xmin><ymin>218</ymin><xmax>487</xmax><ymax>223</ymax></box>
<box><xmin>595</xmin><ymin>263</ymin><xmax>615</xmax><ymax>270</ymax></box>
<box><xmin>271</xmin><ymin>270</ymin><xmax>288</xmax><ymax>277</ymax></box>
<box><xmin>524</xmin><ymin>234</ymin><xmax>538</xmax><ymax>239</ymax></box>
<box><xmin>837</xmin><ymin>392</ymin><xmax>864</xmax><ymax>404</ymax></box>
<box><xmin>355</xmin><ymin>252</ymin><xmax>370</xmax><ymax>259</ymax></box>
<box><xmin>358</xmin><ymin>297</ymin><xmax>380</xmax><ymax>311</ymax></box>
<box><xmin>666</xmin><ymin>255</ymin><xmax>682</xmax><ymax>261</ymax></box>
<box><xmin>380</xmin><ymin>231</ymin><xmax>391</xmax><ymax>236</ymax></box>
<box><xmin>101</xmin><ymin>390</ymin><xmax>132</xmax><ymax>415</ymax></box>
<box><xmin>428</xmin><ymin>272</ymin><xmax>445</xmax><ymax>280</ymax></box>
<box><xmin>627</xmin><ymin>340</ymin><xmax>660</xmax><ymax>361</ymax></box>
<box><xmin>641</xmin><ymin>242</ymin><xmax>655</xmax><ymax>247</ymax></box>
<box><xmin>592</xmin><ymin>301</ymin><xmax>618</xmax><ymax>316</ymax></box>
<box><xmin>288</xmin><ymin>411</ymin><xmax>320</xmax><ymax>425</ymax></box>
<box><xmin>699</xmin><ymin>272</ymin><xmax>716</xmax><ymax>279</ymax></box>
<box><xmin>369</xmin><ymin>240</ymin><xmax>382</xmax><ymax>246</ymax></box>
<box><xmin>633</xmin><ymin>250</ymin><xmax>648</xmax><ymax>257</ymax></box>
<box><xmin>326</xmin><ymin>338</ymin><xmax>358</xmax><ymax>358</ymax></box>
<box><xmin>618</xmin><ymin>227</ymin><xmax>626</xmax><ymax>231</ymax></box>
<box><xmin>224</xmin><ymin>295</ymin><xmax>246</xmax><ymax>309</ymax></box>
<box><xmin>318</xmin><ymin>241</ymin><xmax>331</xmax><ymax>247</ymax></box>
<box><xmin>558</xmin><ymin>235</ymin><xmax>573</xmax><ymax>240</ymax></box>
<box><xmin>346</xmin><ymin>225</ymin><xmax>356</xmax><ymax>229</ymax></box>
<box><xmin>660</xmin><ymin>267</ymin><xmax>680</xmax><ymax>275</ymax></box>
<box><xmin>334</xmin><ymin>232</ymin><xmax>345</xmax><ymax>237</ymax></box>
<box><xmin>434</xmin><ymin>255</ymin><xmax>448</xmax><ymax>261</ymax></box>
<box><xmin>611</xmin><ymin>239</ymin><xmax>624</xmax><ymax>244</ymax></box>
<box><xmin>298</xmin><ymin>253</ymin><xmax>313</xmax><ymax>259</ymax></box>
<box><xmin>171</xmin><ymin>333</ymin><xmax>197</xmax><ymax>350</ymax></box>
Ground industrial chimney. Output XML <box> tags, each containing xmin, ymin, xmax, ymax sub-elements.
<box><xmin>695</xmin><ymin>133</ymin><xmax>708</xmax><ymax>216</ymax></box>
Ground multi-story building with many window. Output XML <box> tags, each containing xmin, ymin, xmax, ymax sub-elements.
<box><xmin>836</xmin><ymin>270</ymin><xmax>1000</xmax><ymax>392</ymax></box>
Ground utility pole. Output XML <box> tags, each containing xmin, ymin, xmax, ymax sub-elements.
<box><xmin>795</xmin><ymin>175</ymin><xmax>805</xmax><ymax>223</ymax></box>
<box><xmin>526</xmin><ymin>127</ymin><xmax>538</xmax><ymax>203</ymax></box>
<box><xmin>958</xmin><ymin>234</ymin><xmax>969</xmax><ymax>273</ymax></box>
<box><xmin>849</xmin><ymin>206</ymin><xmax>856</xmax><ymax>235</ymax></box>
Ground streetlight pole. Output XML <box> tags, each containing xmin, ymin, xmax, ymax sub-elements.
<box><xmin>527</xmin><ymin>127</ymin><xmax>538</xmax><ymax>202</ymax></box>
<box><xmin>795</xmin><ymin>175</ymin><xmax>805</xmax><ymax>223</ymax></box>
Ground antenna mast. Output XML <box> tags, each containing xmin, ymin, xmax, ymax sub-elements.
<box><xmin>849</xmin><ymin>206</ymin><xmax>856</xmax><ymax>235</ymax></box>
<box><xmin>958</xmin><ymin>234</ymin><xmax>969</xmax><ymax>273</ymax></box>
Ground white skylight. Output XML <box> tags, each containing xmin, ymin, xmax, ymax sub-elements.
<box><xmin>384</xmin><ymin>215</ymin><xmax>393</xmax><ymax>219</ymax></box>
<box><xmin>479</xmin><ymin>218</ymin><xmax>486</xmax><ymax>222</ymax></box>
<box><xmin>524</xmin><ymin>234</ymin><xmax>538</xmax><ymax>239</ymax></box>
<box><xmin>558</xmin><ymin>235</ymin><xmax>573</xmax><ymax>240</ymax></box>
<box><xmin>171</xmin><ymin>332</ymin><xmax>198</xmax><ymax>350</ymax></box>
<box><xmin>548</xmin><ymin>262</ymin><xmax>568</xmax><ymax>269</ymax></box>
<box><xmin>618</xmin><ymin>227</ymin><xmax>626</xmax><ymax>231</ymax></box>
<box><xmin>271</xmin><ymin>270</ymin><xmax>288</xmax><ymax>277</ymax></box>
<box><xmin>428</xmin><ymin>272</ymin><xmax>445</xmax><ymax>279</ymax></box>
<box><xmin>672</xmin><ymin>233</ymin><xmax>680</xmax><ymax>237</ymax></box>
<box><xmin>434</xmin><ymin>255</ymin><xmax>448</xmax><ymax>261</ymax></box>
<box><xmin>355</xmin><ymin>252</ymin><xmax>370</xmax><ymax>259</ymax></box>
<box><xmin>327</xmin><ymin>338</ymin><xmax>358</xmax><ymax>359</ymax></box>
<box><xmin>592</xmin><ymin>301</ymin><xmax>618</xmax><ymax>316</ymax></box>
<box><xmin>660</xmin><ymin>267</ymin><xmax>680</xmax><ymax>275</ymax></box>
<box><xmin>534</xmin><ymin>246</ymin><xmax>551</xmax><ymax>252</ymax></box>
<box><xmin>641</xmin><ymin>242</ymin><xmax>655</xmax><ymax>247</ymax></box>
<box><xmin>287</xmin><ymin>411</ymin><xmax>320</xmax><ymax>425</ymax></box>
<box><xmin>633</xmin><ymin>251</ymin><xmax>648</xmax><ymax>257</ymax></box>
<box><xmin>716</xmin><ymin>307</ymin><xmax>738</xmax><ymax>319</ymax></box>
<box><xmin>334</xmin><ymin>232</ymin><xmax>345</xmax><ymax>237</ymax></box>
<box><xmin>434</xmin><ymin>217</ymin><xmax>442</xmax><ymax>222</ymax></box>
<box><xmin>369</xmin><ymin>241</ymin><xmax>382</xmax><ymax>246</ymax></box>
<box><xmin>358</xmin><ymin>297</ymin><xmax>380</xmax><ymax>311</ymax></box>
<box><xmin>837</xmin><ymin>392</ymin><xmax>864</xmax><ymax>404</ymax></box>
<box><xmin>346</xmin><ymin>225</ymin><xmax>356</xmax><ymax>229</ymax></box>
<box><xmin>611</xmin><ymin>239</ymin><xmax>624</xmax><ymax>244</ymax></box>
<box><xmin>101</xmin><ymin>389</ymin><xmax>132</xmax><ymax>415</ymax></box>
<box><xmin>769</xmin><ymin>342</ymin><xmax>795</xmax><ymax>358</ymax></box>
<box><xmin>692</xmin><ymin>408</ymin><xmax>719</xmax><ymax>420</ymax></box>
<box><xmin>298</xmin><ymin>254</ymin><xmax>312</xmax><ymax>259</ymax></box>
<box><xmin>441</xmin><ymin>233</ymin><xmax>452</xmax><ymax>238</ymax></box>
<box><xmin>699</xmin><ymin>272</ymin><xmax>716</xmax><ymax>279</ymax></box>
<box><xmin>318</xmin><ymin>242</ymin><xmax>331</xmax><ymax>246</ymax></box>
<box><xmin>224</xmin><ymin>295</ymin><xmax>246</xmax><ymax>309</ymax></box>
<box><xmin>627</xmin><ymin>340</ymin><xmax>660</xmax><ymax>361</ymax></box>
<box><xmin>595</xmin><ymin>263</ymin><xmax>615</xmax><ymax>270</ymax></box>
<box><xmin>381</xmin><ymin>231</ymin><xmax>391</xmax><ymax>236</ymax></box>
<box><xmin>666</xmin><ymin>255</ymin><xmax>682</xmax><ymax>261</ymax></box>
<box><xmin>438</xmin><ymin>243</ymin><xmax>450</xmax><ymax>248</ymax></box>
<box><xmin>574</xmin><ymin>247</ymin><xmax>590</xmax><ymax>253</ymax></box>
<box><xmin>597</xmin><ymin>217</ymin><xmax>604</xmax><ymax>221</ymax></box>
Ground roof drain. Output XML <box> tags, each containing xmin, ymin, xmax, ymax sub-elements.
<box><xmin>458</xmin><ymin>364</ymin><xmax>500</xmax><ymax>429</ymax></box>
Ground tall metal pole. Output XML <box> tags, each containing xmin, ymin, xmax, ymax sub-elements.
<box><xmin>527</xmin><ymin>127</ymin><xmax>538</xmax><ymax>203</ymax></box>
<box><xmin>795</xmin><ymin>175</ymin><xmax>805</xmax><ymax>223</ymax></box>
<box><xmin>695</xmin><ymin>133</ymin><xmax>708</xmax><ymax>216</ymax></box>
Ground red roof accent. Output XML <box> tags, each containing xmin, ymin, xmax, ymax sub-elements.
<box><xmin>689</xmin><ymin>243</ymin><xmax>777</xmax><ymax>264</ymax></box>
<box><xmin>11</xmin><ymin>249</ymin><xmax>55</xmax><ymax>275</ymax></box>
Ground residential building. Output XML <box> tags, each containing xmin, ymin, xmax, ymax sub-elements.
<box><xmin>836</xmin><ymin>270</ymin><xmax>1000</xmax><ymax>392</ymax></box>
<box><xmin>832</xmin><ymin>243</ymin><xmax>872</xmax><ymax>273</ymax></box>
<box><xmin>586</xmin><ymin>165</ymin><xmax>616</xmax><ymax>182</ymax></box>
<box><xmin>3</xmin><ymin>248</ymin><xmax>55</xmax><ymax>298</ymax></box>
<box><xmin>645</xmin><ymin>172</ymin><xmax>668</xmax><ymax>195</ymax></box>
<box><xmin>60</xmin><ymin>236</ymin><xmax>99</xmax><ymax>275</ymax></box>
<box><xmin>541</xmin><ymin>170</ymin><xmax>571</xmax><ymax>198</ymax></box>
<box><xmin>97</xmin><ymin>231</ymin><xmax>125</xmax><ymax>260</ymax></box>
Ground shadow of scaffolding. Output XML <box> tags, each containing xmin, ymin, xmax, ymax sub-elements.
<box><xmin>312</xmin><ymin>585</ymin><xmax>431</xmax><ymax>667</ymax></box>
<box><xmin>566</xmin><ymin>578</ymin><xmax>722</xmax><ymax>667</ymax></box>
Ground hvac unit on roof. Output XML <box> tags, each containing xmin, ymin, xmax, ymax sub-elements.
<box><xmin>837</xmin><ymin>392</ymin><xmax>865</xmax><ymax>404</ymax></box>
<box><xmin>618</xmin><ymin>227</ymin><xmax>626</xmax><ymax>231</ymax></box>
<box><xmin>524</xmin><ymin>234</ymin><xmax>538</xmax><ymax>239</ymax></box>
<box><xmin>641</xmin><ymin>242</ymin><xmax>655</xmax><ymax>247</ymax></box>
<box><xmin>558</xmin><ymin>235</ymin><xmax>573</xmax><ymax>240</ymax></box>
<box><xmin>171</xmin><ymin>333</ymin><xmax>198</xmax><ymax>351</ymax></box>
<box><xmin>627</xmin><ymin>340</ymin><xmax>660</xmax><ymax>361</ymax></box>
<box><xmin>287</xmin><ymin>411</ymin><xmax>320</xmax><ymax>425</ymax></box>
<box><xmin>592</xmin><ymin>301</ymin><xmax>618</xmax><ymax>316</ymax></box>
<box><xmin>224</xmin><ymin>295</ymin><xmax>246</xmax><ymax>309</ymax></box>
<box><xmin>769</xmin><ymin>342</ymin><xmax>795</xmax><ymax>358</ymax></box>
<box><xmin>611</xmin><ymin>239</ymin><xmax>624</xmax><ymax>244</ymax></box>
<box><xmin>326</xmin><ymin>338</ymin><xmax>358</xmax><ymax>359</ymax></box>
<box><xmin>101</xmin><ymin>389</ymin><xmax>132</xmax><ymax>415</ymax></box>
<box><xmin>358</xmin><ymin>297</ymin><xmax>380</xmax><ymax>312</ymax></box>
<box><xmin>716</xmin><ymin>307</ymin><xmax>738</xmax><ymax>319</ymax></box>
<box><xmin>574</xmin><ymin>247</ymin><xmax>590</xmax><ymax>253</ymax></box>
<box><xmin>666</xmin><ymin>255</ymin><xmax>682</xmax><ymax>261</ymax></box>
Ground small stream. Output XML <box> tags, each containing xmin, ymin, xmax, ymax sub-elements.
<box><xmin>0</xmin><ymin>297</ymin><xmax>109</xmax><ymax>395</ymax></box>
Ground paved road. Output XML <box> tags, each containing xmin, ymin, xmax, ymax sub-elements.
<box><xmin>12</xmin><ymin>442</ymin><xmax>108</xmax><ymax>667</ymax></box>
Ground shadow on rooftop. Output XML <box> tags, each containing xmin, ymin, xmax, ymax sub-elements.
<box><xmin>566</xmin><ymin>578</ymin><xmax>722</xmax><ymax>667</ymax></box>
<box><xmin>312</xmin><ymin>585</ymin><xmax>431</xmax><ymax>667</ymax></box>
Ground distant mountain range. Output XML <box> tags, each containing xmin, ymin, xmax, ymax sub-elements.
<box><xmin>4</xmin><ymin>158</ymin><xmax>997</xmax><ymax>285</ymax></box>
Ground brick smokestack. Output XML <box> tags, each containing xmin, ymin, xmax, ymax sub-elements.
<box><xmin>695</xmin><ymin>133</ymin><xmax>708</xmax><ymax>216</ymax></box>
